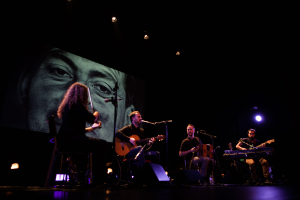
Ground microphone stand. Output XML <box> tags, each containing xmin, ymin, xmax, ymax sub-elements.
<box><xmin>107</xmin><ymin>82</ymin><xmax>121</xmax><ymax>185</ymax></box>
<box><xmin>155</xmin><ymin>120</ymin><xmax>172</xmax><ymax>171</ymax></box>
<box><xmin>111</xmin><ymin>82</ymin><xmax>119</xmax><ymax>150</ymax></box>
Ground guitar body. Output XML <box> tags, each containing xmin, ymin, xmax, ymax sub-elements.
<box><xmin>115</xmin><ymin>134</ymin><xmax>166</xmax><ymax>156</ymax></box>
<box><xmin>115</xmin><ymin>135</ymin><xmax>140</xmax><ymax>156</ymax></box>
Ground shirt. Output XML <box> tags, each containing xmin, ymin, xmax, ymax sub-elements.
<box><xmin>116</xmin><ymin>124</ymin><xmax>145</xmax><ymax>144</ymax></box>
<box><xmin>180</xmin><ymin>136</ymin><xmax>203</xmax><ymax>162</ymax></box>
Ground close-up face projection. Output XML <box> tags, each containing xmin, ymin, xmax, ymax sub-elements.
<box><xmin>1</xmin><ymin>46</ymin><xmax>143</xmax><ymax>143</ymax></box>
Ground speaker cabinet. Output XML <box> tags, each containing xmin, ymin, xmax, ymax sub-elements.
<box><xmin>174</xmin><ymin>169</ymin><xmax>204</xmax><ymax>185</ymax></box>
<box><xmin>132</xmin><ymin>162</ymin><xmax>170</xmax><ymax>185</ymax></box>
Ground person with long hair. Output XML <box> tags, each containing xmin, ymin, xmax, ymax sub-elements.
<box><xmin>57</xmin><ymin>82</ymin><xmax>101</xmax><ymax>137</ymax></box>
<box><xmin>57</xmin><ymin>82</ymin><xmax>108</xmax><ymax>186</ymax></box>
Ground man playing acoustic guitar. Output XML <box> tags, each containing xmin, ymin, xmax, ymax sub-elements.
<box><xmin>236</xmin><ymin>128</ymin><xmax>274</xmax><ymax>184</ymax></box>
<box><xmin>115</xmin><ymin>111</ymin><xmax>157</xmax><ymax>171</ymax></box>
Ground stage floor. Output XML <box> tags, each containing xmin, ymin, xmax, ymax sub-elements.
<box><xmin>1</xmin><ymin>184</ymin><xmax>299</xmax><ymax>200</ymax></box>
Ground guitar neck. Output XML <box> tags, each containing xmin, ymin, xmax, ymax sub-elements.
<box><xmin>137</xmin><ymin>136</ymin><xmax>163</xmax><ymax>145</ymax></box>
<box><xmin>137</xmin><ymin>137</ymin><xmax>154</xmax><ymax>145</ymax></box>
<box><xmin>256</xmin><ymin>140</ymin><xmax>273</xmax><ymax>148</ymax></box>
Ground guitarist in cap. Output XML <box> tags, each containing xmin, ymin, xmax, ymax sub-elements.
<box><xmin>116</xmin><ymin>111</ymin><xmax>156</xmax><ymax>171</ymax></box>
<box><xmin>236</xmin><ymin>128</ymin><xmax>274</xmax><ymax>184</ymax></box>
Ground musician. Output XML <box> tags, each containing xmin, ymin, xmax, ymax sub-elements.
<box><xmin>179</xmin><ymin>124</ymin><xmax>211</xmax><ymax>183</ymax></box>
<box><xmin>116</xmin><ymin>111</ymin><xmax>155</xmax><ymax>170</ymax></box>
<box><xmin>236</xmin><ymin>129</ymin><xmax>271</xmax><ymax>183</ymax></box>
<box><xmin>57</xmin><ymin>82</ymin><xmax>108</xmax><ymax>186</ymax></box>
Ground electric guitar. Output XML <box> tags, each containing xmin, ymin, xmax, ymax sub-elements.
<box><xmin>115</xmin><ymin>134</ymin><xmax>165</xmax><ymax>156</ymax></box>
<box><xmin>250</xmin><ymin>139</ymin><xmax>275</xmax><ymax>149</ymax></box>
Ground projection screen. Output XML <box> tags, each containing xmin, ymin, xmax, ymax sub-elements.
<box><xmin>0</xmin><ymin>44</ymin><xmax>145</xmax><ymax>143</ymax></box>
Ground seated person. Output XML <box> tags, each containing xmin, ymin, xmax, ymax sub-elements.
<box><xmin>179</xmin><ymin>124</ymin><xmax>213</xmax><ymax>183</ymax></box>
<box><xmin>236</xmin><ymin>129</ymin><xmax>272</xmax><ymax>183</ymax></box>
<box><xmin>57</xmin><ymin>82</ymin><xmax>108</xmax><ymax>186</ymax></box>
<box><xmin>115</xmin><ymin>111</ymin><xmax>155</xmax><ymax>171</ymax></box>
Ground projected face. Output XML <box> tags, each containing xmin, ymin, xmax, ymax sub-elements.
<box><xmin>19</xmin><ymin>48</ymin><xmax>134</xmax><ymax>142</ymax></box>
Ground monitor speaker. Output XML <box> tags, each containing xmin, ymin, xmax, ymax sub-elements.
<box><xmin>132</xmin><ymin>162</ymin><xmax>170</xmax><ymax>185</ymax></box>
<box><xmin>174</xmin><ymin>169</ymin><xmax>204</xmax><ymax>184</ymax></box>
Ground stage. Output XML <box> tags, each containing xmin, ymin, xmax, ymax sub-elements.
<box><xmin>1</xmin><ymin>184</ymin><xmax>299</xmax><ymax>200</ymax></box>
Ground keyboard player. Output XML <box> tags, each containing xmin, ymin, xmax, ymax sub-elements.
<box><xmin>236</xmin><ymin>129</ymin><xmax>272</xmax><ymax>184</ymax></box>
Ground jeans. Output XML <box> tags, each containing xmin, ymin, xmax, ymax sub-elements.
<box><xmin>127</xmin><ymin>146</ymin><xmax>145</xmax><ymax>171</ymax></box>
<box><xmin>192</xmin><ymin>156</ymin><xmax>210</xmax><ymax>178</ymax></box>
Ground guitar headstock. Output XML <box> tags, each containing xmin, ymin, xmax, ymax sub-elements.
<box><xmin>156</xmin><ymin>135</ymin><xmax>166</xmax><ymax>141</ymax></box>
<box><xmin>267</xmin><ymin>139</ymin><xmax>275</xmax><ymax>144</ymax></box>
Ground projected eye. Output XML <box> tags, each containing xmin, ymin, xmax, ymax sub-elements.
<box><xmin>47</xmin><ymin>65</ymin><xmax>72</xmax><ymax>79</ymax></box>
<box><xmin>55</xmin><ymin>68</ymin><xmax>71</xmax><ymax>77</ymax></box>
<box><xmin>90</xmin><ymin>81</ymin><xmax>113</xmax><ymax>98</ymax></box>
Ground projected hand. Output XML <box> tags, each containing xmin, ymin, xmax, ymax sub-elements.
<box><xmin>92</xmin><ymin>121</ymin><xmax>102</xmax><ymax>129</ymax></box>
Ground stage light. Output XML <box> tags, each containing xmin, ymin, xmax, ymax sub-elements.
<box><xmin>11</xmin><ymin>163</ymin><xmax>19</xmax><ymax>169</ymax></box>
<box><xmin>112</xmin><ymin>17</ymin><xmax>117</xmax><ymax>22</ymax></box>
<box><xmin>176</xmin><ymin>51</ymin><xmax>180</xmax><ymax>56</ymax></box>
<box><xmin>144</xmin><ymin>34</ymin><xmax>149</xmax><ymax>40</ymax></box>
<box><xmin>107</xmin><ymin>168</ymin><xmax>113</xmax><ymax>174</ymax></box>
<box><xmin>255</xmin><ymin>115</ymin><xmax>262</xmax><ymax>122</ymax></box>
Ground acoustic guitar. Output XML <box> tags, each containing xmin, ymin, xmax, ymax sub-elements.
<box><xmin>115</xmin><ymin>135</ymin><xmax>165</xmax><ymax>156</ymax></box>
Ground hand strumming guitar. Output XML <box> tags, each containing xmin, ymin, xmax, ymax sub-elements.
<box><xmin>129</xmin><ymin>137</ymin><xmax>137</xmax><ymax>146</ymax></box>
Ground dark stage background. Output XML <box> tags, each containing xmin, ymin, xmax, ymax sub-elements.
<box><xmin>1</xmin><ymin>1</ymin><xmax>299</xmax><ymax>186</ymax></box>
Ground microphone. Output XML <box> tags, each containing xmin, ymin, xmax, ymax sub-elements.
<box><xmin>141</xmin><ymin>120</ymin><xmax>156</xmax><ymax>125</ymax></box>
<box><xmin>196</xmin><ymin>130</ymin><xmax>205</xmax><ymax>134</ymax></box>
<box><xmin>104</xmin><ymin>98</ymin><xmax>122</xmax><ymax>103</ymax></box>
